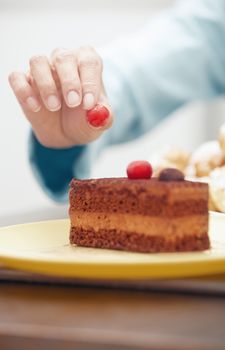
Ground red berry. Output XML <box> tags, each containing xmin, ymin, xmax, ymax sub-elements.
<box><xmin>126</xmin><ymin>160</ymin><xmax>153</xmax><ymax>179</ymax></box>
<box><xmin>87</xmin><ymin>104</ymin><xmax>109</xmax><ymax>127</ymax></box>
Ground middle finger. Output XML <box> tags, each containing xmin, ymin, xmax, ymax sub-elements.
<box><xmin>52</xmin><ymin>49</ymin><xmax>81</xmax><ymax>108</ymax></box>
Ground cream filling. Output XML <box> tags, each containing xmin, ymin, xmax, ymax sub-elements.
<box><xmin>70</xmin><ymin>212</ymin><xmax>208</xmax><ymax>236</ymax></box>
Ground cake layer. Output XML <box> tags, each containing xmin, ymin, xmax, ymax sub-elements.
<box><xmin>70</xmin><ymin>227</ymin><xmax>210</xmax><ymax>253</ymax></box>
<box><xmin>70</xmin><ymin>212</ymin><xmax>208</xmax><ymax>236</ymax></box>
<box><xmin>69</xmin><ymin>178</ymin><xmax>208</xmax><ymax>217</ymax></box>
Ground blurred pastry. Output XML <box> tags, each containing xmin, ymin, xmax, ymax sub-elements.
<box><xmin>219</xmin><ymin>123</ymin><xmax>225</xmax><ymax>154</ymax></box>
<box><xmin>160</xmin><ymin>145</ymin><xmax>190</xmax><ymax>169</ymax></box>
<box><xmin>152</xmin><ymin>159</ymin><xmax>176</xmax><ymax>176</ymax></box>
<box><xmin>151</xmin><ymin>145</ymin><xmax>190</xmax><ymax>176</ymax></box>
<box><xmin>209</xmin><ymin>166</ymin><xmax>225</xmax><ymax>213</ymax></box>
<box><xmin>208</xmin><ymin>193</ymin><xmax>218</xmax><ymax>212</ymax></box>
<box><xmin>189</xmin><ymin>140</ymin><xmax>225</xmax><ymax>177</ymax></box>
<box><xmin>184</xmin><ymin>164</ymin><xmax>196</xmax><ymax>178</ymax></box>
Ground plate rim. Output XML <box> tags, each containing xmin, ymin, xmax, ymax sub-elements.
<box><xmin>0</xmin><ymin>211</ymin><xmax>224</xmax><ymax>279</ymax></box>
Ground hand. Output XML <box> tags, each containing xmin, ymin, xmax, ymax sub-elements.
<box><xmin>8</xmin><ymin>46</ymin><xmax>113</xmax><ymax>148</ymax></box>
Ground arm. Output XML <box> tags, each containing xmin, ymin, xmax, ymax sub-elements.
<box><xmin>30</xmin><ymin>0</ymin><xmax>225</xmax><ymax>201</ymax></box>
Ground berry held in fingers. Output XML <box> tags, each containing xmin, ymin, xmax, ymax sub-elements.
<box><xmin>87</xmin><ymin>104</ymin><xmax>109</xmax><ymax>127</ymax></box>
<box><xmin>126</xmin><ymin>160</ymin><xmax>153</xmax><ymax>179</ymax></box>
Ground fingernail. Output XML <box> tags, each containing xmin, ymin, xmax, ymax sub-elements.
<box><xmin>26</xmin><ymin>97</ymin><xmax>41</xmax><ymax>112</ymax></box>
<box><xmin>47</xmin><ymin>95</ymin><xmax>61</xmax><ymax>111</ymax></box>
<box><xmin>83</xmin><ymin>93</ymin><xmax>95</xmax><ymax>110</ymax></box>
<box><xmin>67</xmin><ymin>90</ymin><xmax>80</xmax><ymax>107</ymax></box>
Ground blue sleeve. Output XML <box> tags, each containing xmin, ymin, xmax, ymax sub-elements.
<box><xmin>29</xmin><ymin>133</ymin><xmax>86</xmax><ymax>202</ymax></box>
<box><xmin>29</xmin><ymin>0</ymin><xmax>225</xmax><ymax>201</ymax></box>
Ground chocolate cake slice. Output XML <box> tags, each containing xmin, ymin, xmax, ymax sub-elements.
<box><xmin>69</xmin><ymin>174</ymin><xmax>210</xmax><ymax>253</ymax></box>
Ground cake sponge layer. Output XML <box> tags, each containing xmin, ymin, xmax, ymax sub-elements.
<box><xmin>70</xmin><ymin>227</ymin><xmax>209</xmax><ymax>253</ymax></box>
<box><xmin>70</xmin><ymin>178</ymin><xmax>208</xmax><ymax>217</ymax></box>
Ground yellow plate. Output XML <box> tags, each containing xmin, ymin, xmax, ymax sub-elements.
<box><xmin>0</xmin><ymin>212</ymin><xmax>225</xmax><ymax>280</ymax></box>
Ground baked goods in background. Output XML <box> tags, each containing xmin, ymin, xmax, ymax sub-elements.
<box><xmin>150</xmin><ymin>123</ymin><xmax>225</xmax><ymax>214</ymax></box>
<box><xmin>189</xmin><ymin>141</ymin><xmax>225</xmax><ymax>177</ymax></box>
<box><xmin>151</xmin><ymin>145</ymin><xmax>190</xmax><ymax>176</ymax></box>
<box><xmin>219</xmin><ymin>123</ymin><xmax>225</xmax><ymax>154</ymax></box>
<box><xmin>209</xmin><ymin>166</ymin><xmax>225</xmax><ymax>213</ymax></box>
